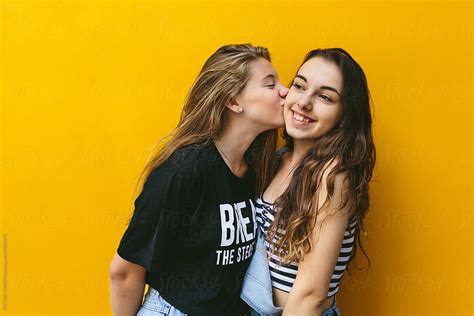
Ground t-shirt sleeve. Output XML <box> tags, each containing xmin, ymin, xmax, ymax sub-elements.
<box><xmin>116</xmin><ymin>159</ymin><xmax>206</xmax><ymax>269</ymax></box>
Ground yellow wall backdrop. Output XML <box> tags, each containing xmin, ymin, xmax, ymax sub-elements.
<box><xmin>1</xmin><ymin>0</ymin><xmax>472</xmax><ymax>315</ymax></box>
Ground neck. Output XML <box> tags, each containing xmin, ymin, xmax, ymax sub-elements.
<box><xmin>288</xmin><ymin>138</ymin><xmax>316</xmax><ymax>168</ymax></box>
<box><xmin>214</xmin><ymin>117</ymin><xmax>262</xmax><ymax>169</ymax></box>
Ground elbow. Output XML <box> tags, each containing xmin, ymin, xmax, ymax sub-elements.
<box><xmin>110</xmin><ymin>259</ymin><xmax>133</xmax><ymax>284</ymax></box>
<box><xmin>285</xmin><ymin>290</ymin><xmax>328</xmax><ymax>314</ymax></box>
<box><xmin>303</xmin><ymin>291</ymin><xmax>328</xmax><ymax>309</ymax></box>
<box><xmin>295</xmin><ymin>286</ymin><xmax>328</xmax><ymax>305</ymax></box>
<box><xmin>109</xmin><ymin>264</ymin><xmax>128</xmax><ymax>283</ymax></box>
<box><xmin>109</xmin><ymin>266</ymin><xmax>146</xmax><ymax>288</ymax></box>
<box><xmin>314</xmin><ymin>298</ymin><xmax>329</xmax><ymax>310</ymax></box>
<box><xmin>109</xmin><ymin>252</ymin><xmax>146</xmax><ymax>284</ymax></box>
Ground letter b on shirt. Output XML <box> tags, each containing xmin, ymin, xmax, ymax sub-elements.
<box><xmin>220</xmin><ymin>204</ymin><xmax>235</xmax><ymax>246</ymax></box>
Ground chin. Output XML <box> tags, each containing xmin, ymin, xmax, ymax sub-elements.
<box><xmin>286</xmin><ymin>127</ymin><xmax>319</xmax><ymax>140</ymax></box>
<box><xmin>285</xmin><ymin>127</ymin><xmax>304</xmax><ymax>139</ymax></box>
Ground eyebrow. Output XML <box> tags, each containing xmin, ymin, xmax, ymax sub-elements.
<box><xmin>295</xmin><ymin>74</ymin><xmax>341</xmax><ymax>97</ymax></box>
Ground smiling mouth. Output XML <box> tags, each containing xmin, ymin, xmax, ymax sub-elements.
<box><xmin>291</xmin><ymin>109</ymin><xmax>316</xmax><ymax>123</ymax></box>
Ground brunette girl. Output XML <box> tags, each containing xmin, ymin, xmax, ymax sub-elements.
<box><xmin>242</xmin><ymin>48</ymin><xmax>375</xmax><ymax>316</ymax></box>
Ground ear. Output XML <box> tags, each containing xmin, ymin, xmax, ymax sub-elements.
<box><xmin>225</xmin><ymin>97</ymin><xmax>243</xmax><ymax>114</ymax></box>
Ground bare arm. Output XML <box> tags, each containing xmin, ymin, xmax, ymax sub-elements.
<box><xmin>282</xmin><ymin>170</ymin><xmax>354</xmax><ymax>316</ymax></box>
<box><xmin>110</xmin><ymin>252</ymin><xmax>147</xmax><ymax>316</ymax></box>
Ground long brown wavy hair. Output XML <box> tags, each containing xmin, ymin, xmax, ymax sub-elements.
<box><xmin>126</xmin><ymin>44</ymin><xmax>278</xmax><ymax>223</ymax></box>
<box><xmin>266</xmin><ymin>48</ymin><xmax>376</xmax><ymax>274</ymax></box>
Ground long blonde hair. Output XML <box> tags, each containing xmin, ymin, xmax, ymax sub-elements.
<box><xmin>128</xmin><ymin>44</ymin><xmax>278</xmax><ymax>223</ymax></box>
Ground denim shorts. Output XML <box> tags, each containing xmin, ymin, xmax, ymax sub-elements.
<box><xmin>136</xmin><ymin>286</ymin><xmax>188</xmax><ymax>316</ymax></box>
<box><xmin>249</xmin><ymin>295</ymin><xmax>340</xmax><ymax>316</ymax></box>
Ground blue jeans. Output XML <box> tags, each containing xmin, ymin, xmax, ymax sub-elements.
<box><xmin>136</xmin><ymin>286</ymin><xmax>187</xmax><ymax>316</ymax></box>
<box><xmin>249</xmin><ymin>295</ymin><xmax>340</xmax><ymax>316</ymax></box>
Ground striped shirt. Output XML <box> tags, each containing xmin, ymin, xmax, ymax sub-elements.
<box><xmin>255</xmin><ymin>194</ymin><xmax>358</xmax><ymax>298</ymax></box>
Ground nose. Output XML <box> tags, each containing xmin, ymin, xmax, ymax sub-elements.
<box><xmin>279</xmin><ymin>85</ymin><xmax>289</xmax><ymax>98</ymax></box>
<box><xmin>297</xmin><ymin>98</ymin><xmax>312</xmax><ymax>111</ymax></box>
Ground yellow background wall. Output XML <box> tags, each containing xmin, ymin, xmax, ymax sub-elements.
<box><xmin>1</xmin><ymin>0</ymin><xmax>472</xmax><ymax>315</ymax></box>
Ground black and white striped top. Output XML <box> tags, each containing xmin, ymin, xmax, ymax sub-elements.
<box><xmin>255</xmin><ymin>194</ymin><xmax>358</xmax><ymax>298</ymax></box>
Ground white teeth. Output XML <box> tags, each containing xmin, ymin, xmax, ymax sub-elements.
<box><xmin>293</xmin><ymin>111</ymin><xmax>310</xmax><ymax>123</ymax></box>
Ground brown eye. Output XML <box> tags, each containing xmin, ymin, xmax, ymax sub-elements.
<box><xmin>320</xmin><ymin>95</ymin><xmax>333</xmax><ymax>102</ymax></box>
<box><xmin>292</xmin><ymin>83</ymin><xmax>303</xmax><ymax>90</ymax></box>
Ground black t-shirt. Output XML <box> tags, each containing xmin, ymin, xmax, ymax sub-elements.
<box><xmin>116</xmin><ymin>140</ymin><xmax>257</xmax><ymax>316</ymax></box>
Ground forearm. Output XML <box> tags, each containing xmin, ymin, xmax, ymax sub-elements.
<box><xmin>110</xmin><ymin>273</ymin><xmax>146</xmax><ymax>316</ymax></box>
